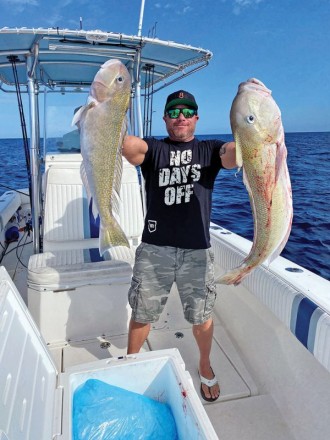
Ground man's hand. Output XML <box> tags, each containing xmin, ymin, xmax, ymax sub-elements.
<box><xmin>122</xmin><ymin>135</ymin><xmax>148</xmax><ymax>166</ymax></box>
<box><xmin>220</xmin><ymin>141</ymin><xmax>236</xmax><ymax>169</ymax></box>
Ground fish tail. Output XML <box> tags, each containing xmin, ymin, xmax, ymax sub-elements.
<box><xmin>215</xmin><ymin>264</ymin><xmax>253</xmax><ymax>286</ymax></box>
<box><xmin>99</xmin><ymin>217</ymin><xmax>130</xmax><ymax>255</ymax></box>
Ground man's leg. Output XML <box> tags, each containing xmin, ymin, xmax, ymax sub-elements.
<box><xmin>193</xmin><ymin>317</ymin><xmax>220</xmax><ymax>400</ymax></box>
<box><xmin>127</xmin><ymin>318</ymin><xmax>151</xmax><ymax>354</ymax></box>
<box><xmin>127</xmin><ymin>244</ymin><xmax>175</xmax><ymax>354</ymax></box>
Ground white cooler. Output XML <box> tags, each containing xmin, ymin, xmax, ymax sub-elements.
<box><xmin>0</xmin><ymin>267</ymin><xmax>218</xmax><ymax>440</ymax></box>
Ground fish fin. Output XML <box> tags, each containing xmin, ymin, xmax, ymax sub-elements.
<box><xmin>265</xmin><ymin>248</ymin><xmax>282</xmax><ymax>267</ymax></box>
<box><xmin>125</xmin><ymin>114</ymin><xmax>132</xmax><ymax>134</ymax></box>
<box><xmin>90</xmin><ymin>199</ymin><xmax>99</xmax><ymax>221</ymax></box>
<box><xmin>80</xmin><ymin>162</ymin><xmax>91</xmax><ymax>199</ymax></box>
<box><xmin>265</xmin><ymin>244</ymin><xmax>283</xmax><ymax>266</ymax></box>
<box><xmin>80</xmin><ymin>162</ymin><xmax>99</xmax><ymax>219</ymax></box>
<box><xmin>72</xmin><ymin>106</ymin><xmax>85</xmax><ymax>126</ymax></box>
<box><xmin>72</xmin><ymin>102</ymin><xmax>95</xmax><ymax>127</ymax></box>
<box><xmin>86</xmin><ymin>96</ymin><xmax>99</xmax><ymax>106</ymax></box>
<box><xmin>111</xmin><ymin>117</ymin><xmax>128</xmax><ymax>217</ymax></box>
<box><xmin>242</xmin><ymin>167</ymin><xmax>249</xmax><ymax>189</ymax></box>
<box><xmin>232</xmin><ymin>135</ymin><xmax>243</xmax><ymax>168</ymax></box>
<box><xmin>215</xmin><ymin>264</ymin><xmax>252</xmax><ymax>286</ymax></box>
<box><xmin>120</xmin><ymin>115</ymin><xmax>128</xmax><ymax>142</ymax></box>
<box><xmin>242</xmin><ymin>167</ymin><xmax>258</xmax><ymax>227</ymax></box>
<box><xmin>241</xmin><ymin>167</ymin><xmax>261</xmax><ymax>261</ymax></box>
<box><xmin>275</xmin><ymin>126</ymin><xmax>287</xmax><ymax>183</ymax></box>
<box><xmin>267</xmin><ymin>208</ymin><xmax>293</xmax><ymax>265</ymax></box>
<box><xmin>99</xmin><ymin>218</ymin><xmax>130</xmax><ymax>255</ymax></box>
<box><xmin>111</xmin><ymin>150</ymin><xmax>123</xmax><ymax>217</ymax></box>
<box><xmin>236</xmin><ymin>149</ymin><xmax>243</xmax><ymax>169</ymax></box>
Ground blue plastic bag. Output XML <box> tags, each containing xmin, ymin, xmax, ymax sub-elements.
<box><xmin>73</xmin><ymin>379</ymin><xmax>178</xmax><ymax>439</ymax></box>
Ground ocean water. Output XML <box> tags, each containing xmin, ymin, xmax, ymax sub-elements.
<box><xmin>0</xmin><ymin>133</ymin><xmax>329</xmax><ymax>281</ymax></box>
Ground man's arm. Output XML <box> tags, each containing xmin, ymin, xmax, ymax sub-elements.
<box><xmin>122</xmin><ymin>135</ymin><xmax>148</xmax><ymax>166</ymax></box>
<box><xmin>220</xmin><ymin>141</ymin><xmax>236</xmax><ymax>169</ymax></box>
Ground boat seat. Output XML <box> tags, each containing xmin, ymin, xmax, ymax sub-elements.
<box><xmin>27</xmin><ymin>246</ymin><xmax>135</xmax><ymax>291</ymax></box>
<box><xmin>41</xmin><ymin>153</ymin><xmax>143</xmax><ymax>252</ymax></box>
<box><xmin>28</xmin><ymin>153</ymin><xmax>143</xmax><ymax>270</ymax></box>
<box><xmin>27</xmin><ymin>154</ymin><xmax>144</xmax><ymax>344</ymax></box>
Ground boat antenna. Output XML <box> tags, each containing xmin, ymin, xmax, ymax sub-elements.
<box><xmin>80</xmin><ymin>17</ymin><xmax>83</xmax><ymax>30</ymax></box>
<box><xmin>137</xmin><ymin>0</ymin><xmax>146</xmax><ymax>37</ymax></box>
<box><xmin>148</xmin><ymin>22</ymin><xmax>157</xmax><ymax>38</ymax></box>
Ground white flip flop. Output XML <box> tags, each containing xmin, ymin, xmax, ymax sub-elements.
<box><xmin>199</xmin><ymin>368</ymin><xmax>220</xmax><ymax>402</ymax></box>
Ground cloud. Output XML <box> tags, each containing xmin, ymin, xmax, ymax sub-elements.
<box><xmin>181</xmin><ymin>5</ymin><xmax>192</xmax><ymax>15</ymax></box>
<box><xmin>0</xmin><ymin>0</ymin><xmax>76</xmax><ymax>17</ymax></box>
<box><xmin>0</xmin><ymin>0</ymin><xmax>39</xmax><ymax>13</ymax></box>
<box><xmin>5</xmin><ymin>0</ymin><xmax>38</xmax><ymax>4</ymax></box>
<box><xmin>154</xmin><ymin>2</ymin><xmax>171</xmax><ymax>9</ymax></box>
<box><xmin>44</xmin><ymin>12</ymin><xmax>64</xmax><ymax>28</ymax></box>
<box><xmin>153</xmin><ymin>1</ymin><xmax>192</xmax><ymax>15</ymax></box>
<box><xmin>232</xmin><ymin>0</ymin><xmax>263</xmax><ymax>15</ymax></box>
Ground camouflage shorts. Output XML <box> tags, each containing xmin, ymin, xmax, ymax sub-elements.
<box><xmin>128</xmin><ymin>243</ymin><xmax>217</xmax><ymax>325</ymax></box>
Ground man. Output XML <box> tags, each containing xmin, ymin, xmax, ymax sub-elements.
<box><xmin>122</xmin><ymin>90</ymin><xmax>236</xmax><ymax>402</ymax></box>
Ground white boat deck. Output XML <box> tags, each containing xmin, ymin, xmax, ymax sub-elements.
<box><xmin>47</xmin><ymin>287</ymin><xmax>295</xmax><ymax>440</ymax></box>
<box><xmin>3</xmin><ymin>242</ymin><xmax>294</xmax><ymax>439</ymax></box>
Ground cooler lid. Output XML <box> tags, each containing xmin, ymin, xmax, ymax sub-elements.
<box><xmin>0</xmin><ymin>267</ymin><xmax>58</xmax><ymax>439</ymax></box>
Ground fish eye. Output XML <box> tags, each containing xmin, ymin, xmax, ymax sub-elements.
<box><xmin>117</xmin><ymin>76</ymin><xmax>123</xmax><ymax>82</ymax></box>
<box><xmin>246</xmin><ymin>115</ymin><xmax>255</xmax><ymax>124</ymax></box>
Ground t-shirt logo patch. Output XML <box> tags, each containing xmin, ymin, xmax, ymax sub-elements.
<box><xmin>148</xmin><ymin>220</ymin><xmax>157</xmax><ymax>233</ymax></box>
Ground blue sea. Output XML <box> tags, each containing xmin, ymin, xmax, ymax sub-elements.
<box><xmin>0</xmin><ymin>132</ymin><xmax>329</xmax><ymax>281</ymax></box>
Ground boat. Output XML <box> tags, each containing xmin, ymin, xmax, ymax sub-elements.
<box><xmin>1</xmin><ymin>17</ymin><xmax>330</xmax><ymax>440</ymax></box>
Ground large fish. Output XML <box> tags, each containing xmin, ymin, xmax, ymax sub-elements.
<box><xmin>217</xmin><ymin>78</ymin><xmax>293</xmax><ymax>285</ymax></box>
<box><xmin>73</xmin><ymin>59</ymin><xmax>131</xmax><ymax>255</ymax></box>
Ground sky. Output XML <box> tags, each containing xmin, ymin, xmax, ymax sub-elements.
<box><xmin>0</xmin><ymin>0</ymin><xmax>329</xmax><ymax>138</ymax></box>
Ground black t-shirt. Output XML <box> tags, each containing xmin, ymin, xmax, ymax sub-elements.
<box><xmin>140</xmin><ymin>137</ymin><xmax>225</xmax><ymax>249</ymax></box>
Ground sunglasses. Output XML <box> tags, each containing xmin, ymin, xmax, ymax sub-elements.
<box><xmin>166</xmin><ymin>108</ymin><xmax>197</xmax><ymax>119</ymax></box>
